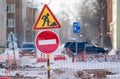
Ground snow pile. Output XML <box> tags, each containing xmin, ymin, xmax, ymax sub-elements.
<box><xmin>0</xmin><ymin>48</ymin><xmax>19</xmax><ymax>62</ymax></box>
<box><xmin>108</xmin><ymin>49</ymin><xmax>116</xmax><ymax>55</ymax></box>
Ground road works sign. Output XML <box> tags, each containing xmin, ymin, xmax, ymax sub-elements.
<box><xmin>35</xmin><ymin>30</ymin><xmax>59</xmax><ymax>54</ymax></box>
<box><xmin>33</xmin><ymin>4</ymin><xmax>61</xmax><ymax>30</ymax></box>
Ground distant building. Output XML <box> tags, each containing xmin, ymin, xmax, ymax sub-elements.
<box><xmin>117</xmin><ymin>0</ymin><xmax>120</xmax><ymax>50</ymax></box>
<box><xmin>6</xmin><ymin>0</ymin><xmax>22</xmax><ymax>47</ymax></box>
<box><xmin>6</xmin><ymin>0</ymin><xmax>37</xmax><ymax>47</ymax></box>
<box><xmin>24</xmin><ymin>4</ymin><xmax>37</xmax><ymax>42</ymax></box>
<box><xmin>0</xmin><ymin>0</ymin><xmax>6</xmax><ymax>48</ymax></box>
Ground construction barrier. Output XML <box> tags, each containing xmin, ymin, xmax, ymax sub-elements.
<box><xmin>36</xmin><ymin>57</ymin><xmax>46</xmax><ymax>63</ymax></box>
<box><xmin>0</xmin><ymin>77</ymin><xmax>12</xmax><ymax>79</ymax></box>
<box><xmin>77</xmin><ymin>54</ymin><xmax>120</xmax><ymax>62</ymax></box>
<box><xmin>54</xmin><ymin>55</ymin><xmax>66</xmax><ymax>61</ymax></box>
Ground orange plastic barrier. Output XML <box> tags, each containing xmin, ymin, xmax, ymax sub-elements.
<box><xmin>0</xmin><ymin>77</ymin><xmax>12</xmax><ymax>79</ymax></box>
<box><xmin>54</xmin><ymin>55</ymin><xmax>66</xmax><ymax>61</ymax></box>
<box><xmin>36</xmin><ymin>57</ymin><xmax>46</xmax><ymax>63</ymax></box>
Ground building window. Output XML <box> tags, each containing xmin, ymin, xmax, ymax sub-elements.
<box><xmin>7</xmin><ymin>19</ymin><xmax>15</xmax><ymax>27</ymax></box>
<box><xmin>7</xmin><ymin>4</ymin><xmax>15</xmax><ymax>13</ymax></box>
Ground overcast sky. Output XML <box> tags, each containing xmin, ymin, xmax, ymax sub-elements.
<box><xmin>31</xmin><ymin>0</ymin><xmax>83</xmax><ymax>23</ymax></box>
<box><xmin>33</xmin><ymin>0</ymin><xmax>82</xmax><ymax>14</ymax></box>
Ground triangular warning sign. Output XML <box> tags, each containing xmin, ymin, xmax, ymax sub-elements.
<box><xmin>33</xmin><ymin>4</ymin><xmax>61</xmax><ymax>30</ymax></box>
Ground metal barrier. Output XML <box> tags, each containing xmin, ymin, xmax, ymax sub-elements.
<box><xmin>76</xmin><ymin>54</ymin><xmax>120</xmax><ymax>62</ymax></box>
<box><xmin>54</xmin><ymin>55</ymin><xmax>66</xmax><ymax>61</ymax></box>
<box><xmin>36</xmin><ymin>57</ymin><xmax>47</xmax><ymax>63</ymax></box>
<box><xmin>0</xmin><ymin>53</ymin><xmax>120</xmax><ymax>79</ymax></box>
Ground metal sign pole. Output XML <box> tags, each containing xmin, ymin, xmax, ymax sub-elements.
<box><xmin>73</xmin><ymin>22</ymin><xmax>80</xmax><ymax>62</ymax></box>
<box><xmin>35</xmin><ymin>31</ymin><xmax>59</xmax><ymax>79</ymax></box>
<box><xmin>76</xmin><ymin>34</ymin><xmax>78</xmax><ymax>61</ymax></box>
<box><xmin>47</xmin><ymin>54</ymin><xmax>50</xmax><ymax>79</ymax></box>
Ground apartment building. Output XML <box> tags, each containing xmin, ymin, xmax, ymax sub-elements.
<box><xmin>6</xmin><ymin>0</ymin><xmax>22</xmax><ymax>47</ymax></box>
<box><xmin>25</xmin><ymin>6</ymin><xmax>37</xmax><ymax>42</ymax></box>
<box><xmin>6</xmin><ymin>0</ymin><xmax>37</xmax><ymax>47</ymax></box>
<box><xmin>0</xmin><ymin>0</ymin><xmax>6</xmax><ymax>52</ymax></box>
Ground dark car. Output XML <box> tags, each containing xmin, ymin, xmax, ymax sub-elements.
<box><xmin>19</xmin><ymin>42</ymin><xmax>36</xmax><ymax>57</ymax></box>
<box><xmin>64</xmin><ymin>41</ymin><xmax>108</xmax><ymax>55</ymax></box>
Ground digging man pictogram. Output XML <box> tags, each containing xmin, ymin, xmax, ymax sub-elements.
<box><xmin>41</xmin><ymin>13</ymin><xmax>57</xmax><ymax>27</ymax></box>
<box><xmin>42</xmin><ymin>13</ymin><xmax>50</xmax><ymax>26</ymax></box>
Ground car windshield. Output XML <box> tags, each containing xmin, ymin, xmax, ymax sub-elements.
<box><xmin>21</xmin><ymin>44</ymin><xmax>35</xmax><ymax>48</ymax></box>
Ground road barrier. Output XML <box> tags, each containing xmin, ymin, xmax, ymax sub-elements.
<box><xmin>54</xmin><ymin>55</ymin><xmax>66</xmax><ymax>61</ymax></box>
<box><xmin>76</xmin><ymin>54</ymin><xmax>120</xmax><ymax>62</ymax></box>
<box><xmin>0</xmin><ymin>54</ymin><xmax>120</xmax><ymax>79</ymax></box>
<box><xmin>0</xmin><ymin>77</ymin><xmax>12</xmax><ymax>79</ymax></box>
<box><xmin>36</xmin><ymin>55</ymin><xmax>67</xmax><ymax>63</ymax></box>
<box><xmin>36</xmin><ymin>57</ymin><xmax>47</xmax><ymax>63</ymax></box>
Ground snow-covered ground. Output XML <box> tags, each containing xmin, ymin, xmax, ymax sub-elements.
<box><xmin>0</xmin><ymin>48</ymin><xmax>19</xmax><ymax>62</ymax></box>
<box><xmin>0</xmin><ymin>46</ymin><xmax>120</xmax><ymax>79</ymax></box>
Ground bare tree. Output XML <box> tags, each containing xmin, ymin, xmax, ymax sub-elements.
<box><xmin>77</xmin><ymin>0</ymin><xmax>100</xmax><ymax>44</ymax></box>
<box><xmin>75</xmin><ymin>0</ymin><xmax>112</xmax><ymax>48</ymax></box>
<box><xmin>97</xmin><ymin>0</ymin><xmax>112</xmax><ymax>49</ymax></box>
<box><xmin>56</xmin><ymin>0</ymin><xmax>112</xmax><ymax>49</ymax></box>
<box><xmin>57</xmin><ymin>11</ymin><xmax>71</xmax><ymax>43</ymax></box>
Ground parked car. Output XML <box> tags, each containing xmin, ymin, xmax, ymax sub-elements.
<box><xmin>19</xmin><ymin>42</ymin><xmax>36</xmax><ymax>57</ymax></box>
<box><xmin>64</xmin><ymin>41</ymin><xmax>108</xmax><ymax>55</ymax></box>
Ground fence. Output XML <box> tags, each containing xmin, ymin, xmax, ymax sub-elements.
<box><xmin>0</xmin><ymin>53</ymin><xmax>120</xmax><ymax>79</ymax></box>
<box><xmin>76</xmin><ymin>54</ymin><xmax>120</xmax><ymax>62</ymax></box>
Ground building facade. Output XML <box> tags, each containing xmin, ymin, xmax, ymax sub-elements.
<box><xmin>117</xmin><ymin>0</ymin><xmax>120</xmax><ymax>50</ymax></box>
<box><xmin>6</xmin><ymin>0</ymin><xmax>22</xmax><ymax>47</ymax></box>
<box><xmin>6</xmin><ymin>0</ymin><xmax>37</xmax><ymax>47</ymax></box>
<box><xmin>25</xmin><ymin>6</ymin><xmax>36</xmax><ymax>42</ymax></box>
<box><xmin>0</xmin><ymin>0</ymin><xmax>6</xmax><ymax>52</ymax></box>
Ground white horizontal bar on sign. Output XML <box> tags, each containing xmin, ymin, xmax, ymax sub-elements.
<box><xmin>39</xmin><ymin>39</ymin><xmax>56</xmax><ymax>45</ymax></box>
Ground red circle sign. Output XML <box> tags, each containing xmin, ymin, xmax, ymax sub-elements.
<box><xmin>35</xmin><ymin>30</ymin><xmax>59</xmax><ymax>54</ymax></box>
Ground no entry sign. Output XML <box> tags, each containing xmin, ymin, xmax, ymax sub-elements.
<box><xmin>35</xmin><ymin>30</ymin><xmax>59</xmax><ymax>54</ymax></box>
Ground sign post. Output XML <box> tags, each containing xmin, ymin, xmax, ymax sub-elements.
<box><xmin>47</xmin><ymin>55</ymin><xmax>50</xmax><ymax>79</ymax></box>
<box><xmin>73</xmin><ymin>22</ymin><xmax>80</xmax><ymax>62</ymax></box>
<box><xmin>33</xmin><ymin>4</ymin><xmax>61</xmax><ymax>79</ymax></box>
<box><xmin>35</xmin><ymin>30</ymin><xmax>59</xmax><ymax>79</ymax></box>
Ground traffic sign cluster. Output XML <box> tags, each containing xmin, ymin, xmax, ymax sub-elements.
<box><xmin>33</xmin><ymin>4</ymin><xmax>61</xmax><ymax>54</ymax></box>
